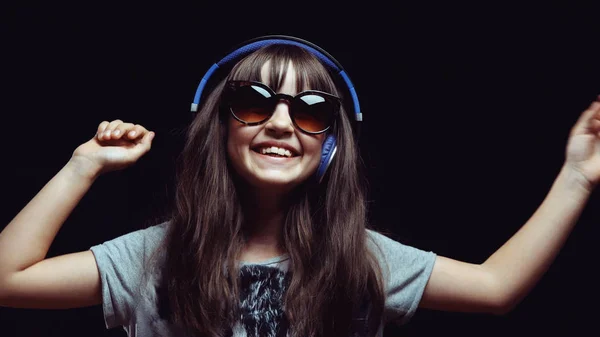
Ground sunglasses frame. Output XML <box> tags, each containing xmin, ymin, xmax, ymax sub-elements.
<box><xmin>223</xmin><ymin>80</ymin><xmax>341</xmax><ymax>135</ymax></box>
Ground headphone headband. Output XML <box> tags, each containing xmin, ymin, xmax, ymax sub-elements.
<box><xmin>190</xmin><ymin>35</ymin><xmax>363</xmax><ymax>123</ymax></box>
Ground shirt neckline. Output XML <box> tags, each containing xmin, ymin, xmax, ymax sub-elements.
<box><xmin>240</xmin><ymin>253</ymin><xmax>290</xmax><ymax>266</ymax></box>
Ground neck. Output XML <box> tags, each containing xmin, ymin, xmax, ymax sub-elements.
<box><xmin>240</xmin><ymin>187</ymin><xmax>290</xmax><ymax>258</ymax></box>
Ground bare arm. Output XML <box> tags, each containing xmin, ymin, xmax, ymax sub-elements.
<box><xmin>0</xmin><ymin>120</ymin><xmax>154</xmax><ymax>309</ymax></box>
<box><xmin>419</xmin><ymin>99</ymin><xmax>600</xmax><ymax>314</ymax></box>
<box><xmin>0</xmin><ymin>159</ymin><xmax>102</xmax><ymax>308</ymax></box>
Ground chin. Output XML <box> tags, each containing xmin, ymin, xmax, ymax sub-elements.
<box><xmin>242</xmin><ymin>168</ymin><xmax>316</xmax><ymax>190</ymax></box>
<box><xmin>250</xmin><ymin>175</ymin><xmax>304</xmax><ymax>190</ymax></box>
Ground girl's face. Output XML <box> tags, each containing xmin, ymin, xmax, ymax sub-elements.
<box><xmin>227</xmin><ymin>61</ymin><xmax>326</xmax><ymax>191</ymax></box>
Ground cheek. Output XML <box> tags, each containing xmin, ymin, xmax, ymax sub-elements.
<box><xmin>227</xmin><ymin>119</ymin><xmax>248</xmax><ymax>146</ymax></box>
<box><xmin>226</xmin><ymin>122</ymin><xmax>248</xmax><ymax>161</ymax></box>
<box><xmin>302</xmin><ymin>134</ymin><xmax>326</xmax><ymax>162</ymax></box>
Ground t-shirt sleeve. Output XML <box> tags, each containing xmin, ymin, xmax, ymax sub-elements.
<box><xmin>89</xmin><ymin>223</ymin><xmax>167</xmax><ymax>329</ymax></box>
<box><xmin>367</xmin><ymin>229</ymin><xmax>437</xmax><ymax>325</ymax></box>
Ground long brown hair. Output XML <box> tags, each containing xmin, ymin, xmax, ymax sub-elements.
<box><xmin>159</xmin><ymin>44</ymin><xmax>385</xmax><ymax>336</ymax></box>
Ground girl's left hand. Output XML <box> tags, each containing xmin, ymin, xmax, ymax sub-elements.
<box><xmin>564</xmin><ymin>97</ymin><xmax>600</xmax><ymax>192</ymax></box>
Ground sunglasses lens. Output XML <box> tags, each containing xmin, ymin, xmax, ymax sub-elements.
<box><xmin>292</xmin><ymin>94</ymin><xmax>336</xmax><ymax>133</ymax></box>
<box><xmin>229</xmin><ymin>84</ymin><xmax>274</xmax><ymax>123</ymax></box>
<box><xmin>226</xmin><ymin>82</ymin><xmax>338</xmax><ymax>134</ymax></box>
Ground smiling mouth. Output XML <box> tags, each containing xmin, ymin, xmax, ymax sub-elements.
<box><xmin>252</xmin><ymin>146</ymin><xmax>299</xmax><ymax>158</ymax></box>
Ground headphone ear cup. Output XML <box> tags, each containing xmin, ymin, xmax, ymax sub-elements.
<box><xmin>317</xmin><ymin>135</ymin><xmax>337</xmax><ymax>183</ymax></box>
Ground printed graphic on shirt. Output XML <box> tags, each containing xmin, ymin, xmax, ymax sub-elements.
<box><xmin>156</xmin><ymin>263</ymin><xmax>371</xmax><ymax>337</ymax></box>
<box><xmin>226</xmin><ymin>265</ymin><xmax>290</xmax><ymax>337</ymax></box>
<box><xmin>227</xmin><ymin>265</ymin><xmax>371</xmax><ymax>337</ymax></box>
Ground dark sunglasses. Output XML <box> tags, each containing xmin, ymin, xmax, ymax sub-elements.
<box><xmin>222</xmin><ymin>80</ymin><xmax>341</xmax><ymax>134</ymax></box>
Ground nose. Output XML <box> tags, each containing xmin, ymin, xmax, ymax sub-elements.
<box><xmin>265</xmin><ymin>101</ymin><xmax>294</xmax><ymax>135</ymax></box>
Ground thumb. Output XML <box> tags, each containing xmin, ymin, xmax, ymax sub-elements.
<box><xmin>571</xmin><ymin>98</ymin><xmax>600</xmax><ymax>136</ymax></box>
<box><xmin>131</xmin><ymin>131</ymin><xmax>155</xmax><ymax>157</ymax></box>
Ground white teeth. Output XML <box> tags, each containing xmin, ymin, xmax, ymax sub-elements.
<box><xmin>260</xmin><ymin>146</ymin><xmax>293</xmax><ymax>157</ymax></box>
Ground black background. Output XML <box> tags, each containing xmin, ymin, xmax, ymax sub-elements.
<box><xmin>1</xmin><ymin>2</ymin><xmax>599</xmax><ymax>336</ymax></box>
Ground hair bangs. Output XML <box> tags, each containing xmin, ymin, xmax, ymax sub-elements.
<box><xmin>228</xmin><ymin>45</ymin><xmax>340</xmax><ymax>97</ymax></box>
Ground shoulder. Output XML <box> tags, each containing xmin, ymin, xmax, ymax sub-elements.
<box><xmin>103</xmin><ymin>221</ymin><xmax>168</xmax><ymax>245</ymax></box>
<box><xmin>366</xmin><ymin>228</ymin><xmax>430</xmax><ymax>252</ymax></box>
<box><xmin>365</xmin><ymin>228</ymin><xmax>436</xmax><ymax>275</ymax></box>
<box><xmin>90</xmin><ymin>221</ymin><xmax>170</xmax><ymax>269</ymax></box>
<box><xmin>134</xmin><ymin>222</ymin><xmax>169</xmax><ymax>246</ymax></box>
<box><xmin>365</xmin><ymin>228</ymin><xmax>415</xmax><ymax>255</ymax></box>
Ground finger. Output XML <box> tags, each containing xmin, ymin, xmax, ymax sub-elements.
<box><xmin>571</xmin><ymin>101</ymin><xmax>600</xmax><ymax>135</ymax></box>
<box><xmin>100</xmin><ymin>119</ymin><xmax>124</xmax><ymax>140</ymax></box>
<box><xmin>142</xmin><ymin>131</ymin><xmax>155</xmax><ymax>146</ymax></box>
<box><xmin>96</xmin><ymin>121</ymin><xmax>110</xmax><ymax>140</ymax></box>
<box><xmin>132</xmin><ymin>131</ymin><xmax>155</xmax><ymax>156</ymax></box>
<box><xmin>578</xmin><ymin>101</ymin><xmax>600</xmax><ymax>125</ymax></box>
<box><xmin>111</xmin><ymin>122</ymin><xmax>136</xmax><ymax>140</ymax></box>
<box><xmin>126</xmin><ymin>124</ymin><xmax>149</xmax><ymax>141</ymax></box>
<box><xmin>591</xmin><ymin>119</ymin><xmax>600</xmax><ymax>132</ymax></box>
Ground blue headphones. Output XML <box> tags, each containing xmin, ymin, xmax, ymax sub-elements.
<box><xmin>190</xmin><ymin>35</ymin><xmax>363</xmax><ymax>183</ymax></box>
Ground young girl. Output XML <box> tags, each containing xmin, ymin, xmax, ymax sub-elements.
<box><xmin>0</xmin><ymin>35</ymin><xmax>598</xmax><ymax>337</ymax></box>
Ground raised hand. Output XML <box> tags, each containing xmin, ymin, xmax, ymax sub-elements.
<box><xmin>564</xmin><ymin>97</ymin><xmax>600</xmax><ymax>192</ymax></box>
<box><xmin>70</xmin><ymin>119</ymin><xmax>155</xmax><ymax>177</ymax></box>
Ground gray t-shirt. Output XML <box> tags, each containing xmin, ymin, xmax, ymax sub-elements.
<box><xmin>90</xmin><ymin>222</ymin><xmax>436</xmax><ymax>336</ymax></box>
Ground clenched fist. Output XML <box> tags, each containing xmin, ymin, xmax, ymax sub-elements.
<box><xmin>70</xmin><ymin>120</ymin><xmax>155</xmax><ymax>177</ymax></box>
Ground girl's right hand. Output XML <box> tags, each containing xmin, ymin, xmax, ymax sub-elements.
<box><xmin>70</xmin><ymin>120</ymin><xmax>155</xmax><ymax>177</ymax></box>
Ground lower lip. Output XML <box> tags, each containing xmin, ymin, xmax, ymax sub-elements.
<box><xmin>252</xmin><ymin>151</ymin><xmax>298</xmax><ymax>164</ymax></box>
